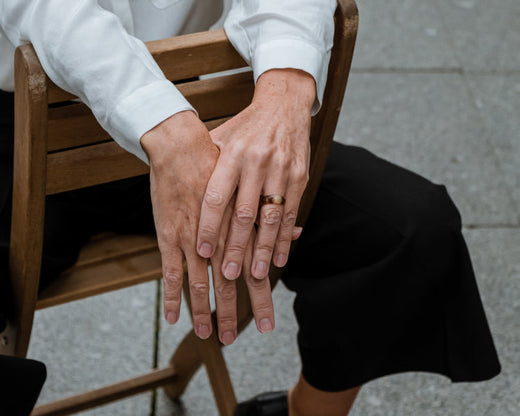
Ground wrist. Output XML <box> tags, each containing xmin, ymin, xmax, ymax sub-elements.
<box><xmin>141</xmin><ymin>110</ymin><xmax>202</xmax><ymax>164</ymax></box>
<box><xmin>254</xmin><ymin>69</ymin><xmax>316</xmax><ymax>113</ymax></box>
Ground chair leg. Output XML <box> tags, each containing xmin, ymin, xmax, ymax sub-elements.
<box><xmin>163</xmin><ymin>274</ymin><xmax>236</xmax><ymax>415</ymax></box>
<box><xmin>163</xmin><ymin>330</ymin><xmax>204</xmax><ymax>400</ymax></box>
<box><xmin>197</xmin><ymin>329</ymin><xmax>237</xmax><ymax>416</ymax></box>
<box><xmin>163</xmin><ymin>269</ymin><xmax>282</xmax><ymax>414</ymax></box>
<box><xmin>163</xmin><ymin>324</ymin><xmax>236</xmax><ymax>416</ymax></box>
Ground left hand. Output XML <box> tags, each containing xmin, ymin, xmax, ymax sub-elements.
<box><xmin>196</xmin><ymin>68</ymin><xmax>316</xmax><ymax>280</ymax></box>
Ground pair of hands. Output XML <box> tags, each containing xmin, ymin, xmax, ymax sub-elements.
<box><xmin>140</xmin><ymin>69</ymin><xmax>315</xmax><ymax>346</ymax></box>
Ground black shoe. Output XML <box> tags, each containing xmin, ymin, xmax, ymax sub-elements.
<box><xmin>234</xmin><ymin>391</ymin><xmax>289</xmax><ymax>416</ymax></box>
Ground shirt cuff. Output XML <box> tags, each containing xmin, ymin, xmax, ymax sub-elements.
<box><xmin>107</xmin><ymin>79</ymin><xmax>197</xmax><ymax>164</ymax></box>
<box><xmin>251</xmin><ymin>38</ymin><xmax>330</xmax><ymax>116</ymax></box>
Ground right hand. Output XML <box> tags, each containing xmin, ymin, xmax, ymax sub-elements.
<box><xmin>140</xmin><ymin>111</ymin><xmax>275</xmax><ymax>345</ymax></box>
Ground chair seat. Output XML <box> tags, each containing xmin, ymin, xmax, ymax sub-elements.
<box><xmin>36</xmin><ymin>233</ymin><xmax>162</xmax><ymax>310</ymax></box>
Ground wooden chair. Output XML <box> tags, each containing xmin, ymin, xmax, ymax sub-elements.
<box><xmin>3</xmin><ymin>1</ymin><xmax>358</xmax><ymax>414</ymax></box>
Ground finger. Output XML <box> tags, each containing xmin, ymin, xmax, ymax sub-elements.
<box><xmin>292</xmin><ymin>226</ymin><xmax>303</xmax><ymax>240</ymax></box>
<box><xmin>251</xmin><ymin>176</ymin><xmax>288</xmax><ymax>278</ymax></box>
<box><xmin>221</xmin><ymin>170</ymin><xmax>263</xmax><ymax>280</ymax></box>
<box><xmin>211</xmin><ymin>206</ymin><xmax>237</xmax><ymax>345</ymax></box>
<box><xmin>244</xmin><ymin>230</ymin><xmax>275</xmax><ymax>334</ymax></box>
<box><xmin>185</xmin><ymin>250</ymin><xmax>213</xmax><ymax>339</ymax></box>
<box><xmin>273</xmin><ymin>170</ymin><xmax>307</xmax><ymax>268</ymax></box>
<box><xmin>162</xmin><ymin>244</ymin><xmax>184</xmax><ymax>325</ymax></box>
<box><xmin>197</xmin><ymin>154</ymin><xmax>239</xmax><ymax>259</ymax></box>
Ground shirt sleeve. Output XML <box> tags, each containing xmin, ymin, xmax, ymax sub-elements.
<box><xmin>224</xmin><ymin>0</ymin><xmax>337</xmax><ymax>116</ymax></box>
<box><xmin>0</xmin><ymin>0</ymin><xmax>196</xmax><ymax>163</ymax></box>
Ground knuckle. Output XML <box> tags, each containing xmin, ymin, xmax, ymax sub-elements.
<box><xmin>225</xmin><ymin>242</ymin><xmax>247</xmax><ymax>255</ymax></box>
<box><xmin>253</xmin><ymin>303</ymin><xmax>274</xmax><ymax>316</ymax></box>
<box><xmin>215</xmin><ymin>283</ymin><xmax>236</xmax><ymax>301</ymax></box>
<box><xmin>192</xmin><ymin>311</ymin><xmax>212</xmax><ymax>322</ymax></box>
<box><xmin>204</xmin><ymin>190</ymin><xmax>225</xmax><ymax>208</ymax></box>
<box><xmin>292</xmin><ymin>165</ymin><xmax>309</xmax><ymax>186</ymax></box>
<box><xmin>190</xmin><ymin>281</ymin><xmax>210</xmax><ymax>297</ymax></box>
<box><xmin>262</xmin><ymin>207</ymin><xmax>283</xmax><ymax>225</ymax></box>
<box><xmin>234</xmin><ymin>205</ymin><xmax>256</xmax><ymax>226</ymax></box>
<box><xmin>282</xmin><ymin>210</ymin><xmax>297</xmax><ymax>226</ymax></box>
<box><xmin>246</xmin><ymin>274</ymin><xmax>269</xmax><ymax>289</ymax></box>
<box><xmin>255</xmin><ymin>243</ymin><xmax>274</xmax><ymax>255</ymax></box>
<box><xmin>163</xmin><ymin>272</ymin><xmax>183</xmax><ymax>292</ymax></box>
<box><xmin>199</xmin><ymin>224</ymin><xmax>218</xmax><ymax>239</ymax></box>
<box><xmin>276</xmin><ymin>235</ymin><xmax>291</xmax><ymax>246</ymax></box>
<box><xmin>273</xmin><ymin>154</ymin><xmax>290</xmax><ymax>170</ymax></box>
<box><xmin>163</xmin><ymin>300</ymin><xmax>180</xmax><ymax>311</ymax></box>
<box><xmin>157</xmin><ymin>224</ymin><xmax>178</xmax><ymax>246</ymax></box>
<box><xmin>217</xmin><ymin>316</ymin><xmax>237</xmax><ymax>328</ymax></box>
<box><xmin>251</xmin><ymin>146</ymin><xmax>271</xmax><ymax>162</ymax></box>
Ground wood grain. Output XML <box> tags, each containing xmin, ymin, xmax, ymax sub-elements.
<box><xmin>32</xmin><ymin>367</ymin><xmax>177</xmax><ymax>416</ymax></box>
<box><xmin>47</xmin><ymin>72</ymin><xmax>254</xmax><ymax>152</ymax></box>
<box><xmin>36</xmin><ymin>248</ymin><xmax>162</xmax><ymax>309</ymax></box>
<box><xmin>9</xmin><ymin>46</ymin><xmax>48</xmax><ymax>357</ymax></box>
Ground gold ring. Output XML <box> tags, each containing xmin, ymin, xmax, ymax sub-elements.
<box><xmin>260</xmin><ymin>194</ymin><xmax>286</xmax><ymax>206</ymax></box>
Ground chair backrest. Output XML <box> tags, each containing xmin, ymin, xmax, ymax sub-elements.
<box><xmin>8</xmin><ymin>0</ymin><xmax>358</xmax><ymax>357</ymax></box>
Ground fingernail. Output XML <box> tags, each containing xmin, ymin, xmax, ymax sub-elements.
<box><xmin>259</xmin><ymin>318</ymin><xmax>273</xmax><ymax>333</ymax></box>
<box><xmin>166</xmin><ymin>311</ymin><xmax>178</xmax><ymax>324</ymax></box>
<box><xmin>254</xmin><ymin>261</ymin><xmax>268</xmax><ymax>277</ymax></box>
<box><xmin>224</xmin><ymin>262</ymin><xmax>239</xmax><ymax>279</ymax></box>
<box><xmin>275</xmin><ymin>253</ymin><xmax>287</xmax><ymax>267</ymax></box>
<box><xmin>198</xmin><ymin>324</ymin><xmax>211</xmax><ymax>339</ymax></box>
<box><xmin>221</xmin><ymin>331</ymin><xmax>235</xmax><ymax>345</ymax></box>
<box><xmin>199</xmin><ymin>242</ymin><xmax>213</xmax><ymax>258</ymax></box>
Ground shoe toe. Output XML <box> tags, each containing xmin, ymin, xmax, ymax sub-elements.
<box><xmin>234</xmin><ymin>391</ymin><xmax>288</xmax><ymax>416</ymax></box>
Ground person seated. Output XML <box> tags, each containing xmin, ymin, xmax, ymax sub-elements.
<box><xmin>0</xmin><ymin>1</ymin><xmax>500</xmax><ymax>415</ymax></box>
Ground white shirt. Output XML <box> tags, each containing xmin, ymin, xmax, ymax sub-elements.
<box><xmin>0</xmin><ymin>0</ymin><xmax>336</xmax><ymax>163</ymax></box>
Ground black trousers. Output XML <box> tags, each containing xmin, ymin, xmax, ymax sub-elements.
<box><xmin>0</xmin><ymin>89</ymin><xmax>500</xmax><ymax>392</ymax></box>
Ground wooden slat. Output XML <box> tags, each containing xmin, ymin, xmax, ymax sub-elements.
<box><xmin>46</xmin><ymin>141</ymin><xmax>149</xmax><ymax>195</ymax></box>
<box><xmin>32</xmin><ymin>367</ymin><xmax>177</xmax><ymax>416</ymax></box>
<box><xmin>47</xmin><ymin>72</ymin><xmax>254</xmax><ymax>152</ymax></box>
<box><xmin>36</xmin><ymin>247</ymin><xmax>162</xmax><ymax>309</ymax></box>
<box><xmin>47</xmin><ymin>29</ymin><xmax>248</xmax><ymax>104</ymax></box>
<box><xmin>179</xmin><ymin>71</ymin><xmax>254</xmax><ymax>120</ymax></box>
<box><xmin>74</xmin><ymin>233</ymin><xmax>158</xmax><ymax>268</ymax></box>
<box><xmin>45</xmin><ymin>114</ymin><xmax>234</xmax><ymax>195</ymax></box>
<box><xmin>48</xmin><ymin>103</ymin><xmax>109</xmax><ymax>152</ymax></box>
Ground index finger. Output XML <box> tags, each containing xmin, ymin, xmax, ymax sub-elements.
<box><xmin>197</xmin><ymin>155</ymin><xmax>239</xmax><ymax>259</ymax></box>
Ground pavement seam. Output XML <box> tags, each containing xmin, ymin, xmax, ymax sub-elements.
<box><xmin>463</xmin><ymin>223</ymin><xmax>520</xmax><ymax>229</ymax></box>
<box><xmin>150</xmin><ymin>279</ymin><xmax>162</xmax><ymax>416</ymax></box>
<box><xmin>350</xmin><ymin>68</ymin><xmax>520</xmax><ymax>75</ymax></box>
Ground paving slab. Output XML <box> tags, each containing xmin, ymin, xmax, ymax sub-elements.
<box><xmin>351</xmin><ymin>0</ymin><xmax>459</xmax><ymax>69</ymax></box>
<box><xmin>28</xmin><ymin>281</ymin><xmax>157</xmax><ymax>415</ymax></box>
<box><xmin>335</xmin><ymin>72</ymin><xmax>518</xmax><ymax>225</ymax></box>
<box><xmin>465</xmin><ymin>74</ymin><xmax>520</xmax><ymax>221</ymax></box>
<box><xmin>348</xmin><ymin>228</ymin><xmax>520</xmax><ymax>416</ymax></box>
<box><xmin>436</xmin><ymin>0</ymin><xmax>520</xmax><ymax>71</ymax></box>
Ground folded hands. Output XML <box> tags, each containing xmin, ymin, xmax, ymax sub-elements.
<box><xmin>141</xmin><ymin>68</ymin><xmax>316</xmax><ymax>345</ymax></box>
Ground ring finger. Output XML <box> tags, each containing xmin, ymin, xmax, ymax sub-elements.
<box><xmin>251</xmin><ymin>178</ymin><xmax>288</xmax><ymax>278</ymax></box>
